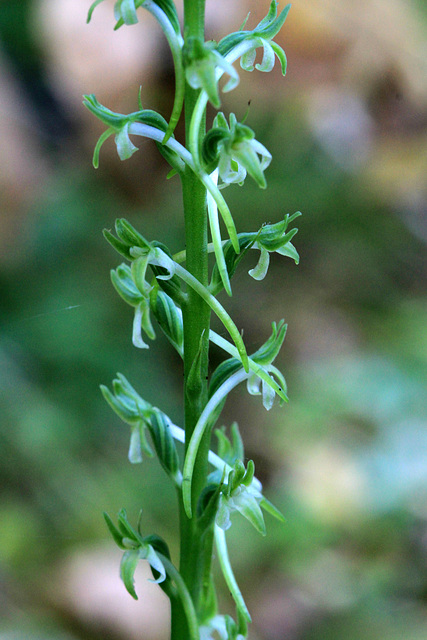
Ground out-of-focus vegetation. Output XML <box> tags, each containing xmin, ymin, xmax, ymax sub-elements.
<box><xmin>1</xmin><ymin>1</ymin><xmax>426</xmax><ymax>639</ymax></box>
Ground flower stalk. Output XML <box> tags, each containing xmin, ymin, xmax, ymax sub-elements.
<box><xmin>85</xmin><ymin>1</ymin><xmax>298</xmax><ymax>638</ymax></box>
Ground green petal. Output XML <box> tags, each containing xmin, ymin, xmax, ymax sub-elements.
<box><xmin>87</xmin><ymin>0</ymin><xmax>106</xmax><ymax>23</ymax></box>
<box><xmin>103</xmin><ymin>512</ymin><xmax>126</xmax><ymax>549</ymax></box>
<box><xmin>120</xmin><ymin>549</ymin><xmax>140</xmax><ymax>599</ymax></box>
<box><xmin>276</xmin><ymin>241</ymin><xmax>300</xmax><ymax>264</ymax></box>
<box><xmin>92</xmin><ymin>128</ymin><xmax>114</xmax><ymax>169</ymax></box>
<box><xmin>100</xmin><ymin>384</ymin><xmax>139</xmax><ymax>424</ymax></box>
<box><xmin>271</xmin><ymin>41</ymin><xmax>287</xmax><ymax>75</ymax></box>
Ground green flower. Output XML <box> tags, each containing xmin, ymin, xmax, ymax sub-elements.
<box><xmin>216</xmin><ymin>460</ymin><xmax>266</xmax><ymax>535</ymax></box>
<box><xmin>184</xmin><ymin>38</ymin><xmax>239</xmax><ymax>108</ymax></box>
<box><xmin>248</xmin><ymin>213</ymin><xmax>301</xmax><ymax>280</ymax></box>
<box><xmin>203</xmin><ymin>113</ymin><xmax>272</xmax><ymax>188</ymax></box>
<box><xmin>217</xmin><ymin>1</ymin><xmax>290</xmax><ymax>78</ymax></box>
<box><xmin>103</xmin><ymin>509</ymin><xmax>169</xmax><ymax>599</ymax></box>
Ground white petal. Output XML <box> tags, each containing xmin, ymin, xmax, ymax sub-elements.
<box><xmin>115</xmin><ymin>122</ymin><xmax>139</xmax><ymax>161</ymax></box>
<box><xmin>132</xmin><ymin>303</ymin><xmax>149</xmax><ymax>348</ymax></box>
<box><xmin>262</xmin><ymin>377</ymin><xmax>275</xmax><ymax>410</ymax></box>
<box><xmin>143</xmin><ymin>545</ymin><xmax>166</xmax><ymax>583</ymax></box>
<box><xmin>240</xmin><ymin>47</ymin><xmax>256</xmax><ymax>72</ymax></box>
<box><xmin>150</xmin><ymin>248</ymin><xmax>176</xmax><ymax>280</ymax></box>
<box><xmin>249</xmin><ymin>139</ymin><xmax>272</xmax><ymax>169</ymax></box>
<box><xmin>248</xmin><ymin>247</ymin><xmax>270</xmax><ymax>280</ymax></box>
<box><xmin>256</xmin><ymin>40</ymin><xmax>275</xmax><ymax>72</ymax></box>
<box><xmin>246</xmin><ymin>373</ymin><xmax>261</xmax><ymax>396</ymax></box>
<box><xmin>128</xmin><ymin>425</ymin><xmax>143</xmax><ymax>463</ymax></box>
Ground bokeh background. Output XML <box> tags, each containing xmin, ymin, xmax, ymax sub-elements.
<box><xmin>1</xmin><ymin>1</ymin><xmax>427</xmax><ymax>639</ymax></box>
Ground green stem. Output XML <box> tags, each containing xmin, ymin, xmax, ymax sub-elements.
<box><xmin>171</xmin><ymin>1</ymin><xmax>209</xmax><ymax>638</ymax></box>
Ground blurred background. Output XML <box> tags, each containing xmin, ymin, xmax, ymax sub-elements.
<box><xmin>1</xmin><ymin>0</ymin><xmax>427</xmax><ymax>638</ymax></box>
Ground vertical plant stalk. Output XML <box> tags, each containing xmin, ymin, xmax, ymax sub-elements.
<box><xmin>174</xmin><ymin>1</ymin><xmax>211</xmax><ymax>637</ymax></box>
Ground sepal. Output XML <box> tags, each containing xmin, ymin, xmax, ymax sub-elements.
<box><xmin>103</xmin><ymin>229</ymin><xmax>132</xmax><ymax>260</ymax></box>
<box><xmin>209</xmin><ymin>213</ymin><xmax>300</xmax><ymax>295</ymax></box>
<box><xmin>115</xmin><ymin>218</ymin><xmax>152</xmax><ymax>250</ymax></box>
<box><xmin>106</xmin><ymin>220</ymin><xmax>185</xmax><ymax>307</ymax></box>
<box><xmin>250</xmin><ymin>320</ymin><xmax>287</xmax><ymax>366</ymax></box>
<box><xmin>109</xmin><ymin>262</ymin><xmax>156</xmax><ymax>349</ymax></box>
<box><xmin>111</xmin><ymin>264</ymin><xmax>143</xmax><ymax>305</ymax></box>
<box><xmin>248</xmin><ymin>212</ymin><xmax>301</xmax><ymax>280</ymax></box>
<box><xmin>257</xmin><ymin>212</ymin><xmax>301</xmax><ymax>252</ymax></box>
<box><xmin>100</xmin><ymin>375</ymin><xmax>153</xmax><ymax>462</ymax></box>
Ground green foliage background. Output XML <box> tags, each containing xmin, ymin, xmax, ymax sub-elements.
<box><xmin>1</xmin><ymin>1</ymin><xmax>426</xmax><ymax>638</ymax></box>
